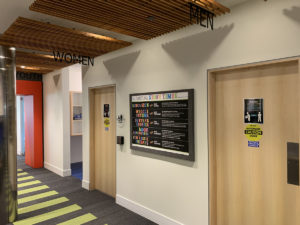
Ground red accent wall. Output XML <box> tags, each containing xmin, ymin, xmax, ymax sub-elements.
<box><xmin>17</xmin><ymin>80</ymin><xmax>43</xmax><ymax>168</ymax></box>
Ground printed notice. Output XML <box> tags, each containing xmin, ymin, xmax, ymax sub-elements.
<box><xmin>130</xmin><ymin>89</ymin><xmax>194</xmax><ymax>161</ymax></box>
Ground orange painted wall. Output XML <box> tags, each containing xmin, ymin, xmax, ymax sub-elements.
<box><xmin>16</xmin><ymin>80</ymin><xmax>43</xmax><ymax>168</ymax></box>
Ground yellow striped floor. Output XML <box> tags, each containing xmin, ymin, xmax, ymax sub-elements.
<box><xmin>16</xmin><ymin>173</ymin><xmax>98</xmax><ymax>225</ymax></box>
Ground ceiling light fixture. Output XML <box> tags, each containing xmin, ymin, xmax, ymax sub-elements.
<box><xmin>9</xmin><ymin>47</ymin><xmax>16</xmax><ymax>51</ymax></box>
<box><xmin>146</xmin><ymin>16</ymin><xmax>155</xmax><ymax>21</ymax></box>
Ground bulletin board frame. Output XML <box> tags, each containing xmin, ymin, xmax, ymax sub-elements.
<box><xmin>130</xmin><ymin>89</ymin><xmax>195</xmax><ymax>161</ymax></box>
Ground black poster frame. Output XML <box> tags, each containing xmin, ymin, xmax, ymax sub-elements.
<box><xmin>130</xmin><ymin>89</ymin><xmax>195</xmax><ymax>161</ymax></box>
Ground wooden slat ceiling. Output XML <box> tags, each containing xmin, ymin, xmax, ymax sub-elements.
<box><xmin>16</xmin><ymin>51</ymin><xmax>74</xmax><ymax>74</ymax></box>
<box><xmin>0</xmin><ymin>17</ymin><xmax>132</xmax><ymax>58</ymax></box>
<box><xmin>30</xmin><ymin>0</ymin><xmax>230</xmax><ymax>40</ymax></box>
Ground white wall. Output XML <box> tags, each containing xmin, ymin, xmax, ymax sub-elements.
<box><xmin>82</xmin><ymin>1</ymin><xmax>300</xmax><ymax>224</ymax></box>
<box><xmin>69</xmin><ymin>64</ymin><xmax>83</xmax><ymax>164</ymax></box>
<box><xmin>69</xmin><ymin>64</ymin><xmax>82</xmax><ymax>92</ymax></box>
<box><xmin>44</xmin><ymin>64</ymin><xmax>83</xmax><ymax>175</ymax></box>
<box><xmin>43</xmin><ymin>69</ymin><xmax>71</xmax><ymax>176</ymax></box>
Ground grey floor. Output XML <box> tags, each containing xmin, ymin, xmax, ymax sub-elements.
<box><xmin>12</xmin><ymin>156</ymin><xmax>157</xmax><ymax>225</ymax></box>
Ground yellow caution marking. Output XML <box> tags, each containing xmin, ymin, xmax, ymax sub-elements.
<box><xmin>18</xmin><ymin>180</ymin><xmax>41</xmax><ymax>188</ymax></box>
<box><xmin>18</xmin><ymin>169</ymin><xmax>23</xmax><ymax>172</ymax></box>
<box><xmin>14</xmin><ymin>204</ymin><xmax>81</xmax><ymax>225</ymax></box>
<box><xmin>57</xmin><ymin>213</ymin><xmax>97</xmax><ymax>225</ymax></box>
<box><xmin>18</xmin><ymin>197</ymin><xmax>69</xmax><ymax>215</ymax></box>
<box><xmin>18</xmin><ymin>172</ymin><xmax>28</xmax><ymax>177</ymax></box>
<box><xmin>18</xmin><ymin>176</ymin><xmax>34</xmax><ymax>182</ymax></box>
<box><xmin>18</xmin><ymin>191</ymin><xmax>58</xmax><ymax>205</ymax></box>
<box><xmin>18</xmin><ymin>185</ymin><xmax>50</xmax><ymax>196</ymax></box>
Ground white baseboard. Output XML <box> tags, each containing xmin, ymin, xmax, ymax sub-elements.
<box><xmin>82</xmin><ymin>179</ymin><xmax>90</xmax><ymax>190</ymax></box>
<box><xmin>116</xmin><ymin>195</ymin><xmax>183</xmax><ymax>225</ymax></box>
<box><xmin>44</xmin><ymin>162</ymin><xmax>71</xmax><ymax>177</ymax></box>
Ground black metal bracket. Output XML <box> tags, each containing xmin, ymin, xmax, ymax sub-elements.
<box><xmin>189</xmin><ymin>2</ymin><xmax>214</xmax><ymax>30</ymax></box>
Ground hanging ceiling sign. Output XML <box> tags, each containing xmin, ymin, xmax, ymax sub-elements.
<box><xmin>189</xmin><ymin>2</ymin><xmax>214</xmax><ymax>30</ymax></box>
<box><xmin>53</xmin><ymin>51</ymin><xmax>94</xmax><ymax>66</ymax></box>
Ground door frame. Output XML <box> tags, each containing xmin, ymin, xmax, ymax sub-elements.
<box><xmin>207</xmin><ymin>57</ymin><xmax>300</xmax><ymax>225</ymax></box>
<box><xmin>88</xmin><ymin>84</ymin><xmax>117</xmax><ymax>195</ymax></box>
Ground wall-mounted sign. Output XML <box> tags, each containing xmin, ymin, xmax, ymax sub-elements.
<box><xmin>53</xmin><ymin>51</ymin><xmax>94</xmax><ymax>66</ymax></box>
<box><xmin>130</xmin><ymin>89</ymin><xmax>194</xmax><ymax>161</ymax></box>
<box><xmin>248</xmin><ymin>141</ymin><xmax>260</xmax><ymax>148</ymax></box>
<box><xmin>104</xmin><ymin>104</ymin><xmax>110</xmax><ymax>118</ymax></box>
<box><xmin>244</xmin><ymin>99</ymin><xmax>263</xmax><ymax>124</ymax></box>
<box><xmin>244</xmin><ymin>124</ymin><xmax>263</xmax><ymax>142</ymax></box>
<box><xmin>104</xmin><ymin>118</ymin><xmax>110</xmax><ymax>130</ymax></box>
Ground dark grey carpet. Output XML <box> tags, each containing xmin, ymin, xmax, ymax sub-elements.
<box><xmin>10</xmin><ymin>156</ymin><xmax>157</xmax><ymax>225</ymax></box>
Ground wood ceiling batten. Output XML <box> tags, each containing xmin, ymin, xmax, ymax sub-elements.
<box><xmin>16</xmin><ymin>51</ymin><xmax>75</xmax><ymax>74</ymax></box>
<box><xmin>30</xmin><ymin>0</ymin><xmax>230</xmax><ymax>40</ymax></box>
<box><xmin>0</xmin><ymin>17</ymin><xmax>131</xmax><ymax>57</ymax></box>
<box><xmin>16</xmin><ymin>51</ymin><xmax>71</xmax><ymax>74</ymax></box>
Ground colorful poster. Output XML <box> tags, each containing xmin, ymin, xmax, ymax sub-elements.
<box><xmin>130</xmin><ymin>89</ymin><xmax>194</xmax><ymax>161</ymax></box>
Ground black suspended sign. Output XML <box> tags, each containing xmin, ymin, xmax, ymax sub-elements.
<box><xmin>16</xmin><ymin>71</ymin><xmax>42</xmax><ymax>81</ymax></box>
<box><xmin>53</xmin><ymin>51</ymin><xmax>94</xmax><ymax>66</ymax></box>
<box><xmin>130</xmin><ymin>89</ymin><xmax>195</xmax><ymax>161</ymax></box>
<box><xmin>189</xmin><ymin>3</ymin><xmax>214</xmax><ymax>30</ymax></box>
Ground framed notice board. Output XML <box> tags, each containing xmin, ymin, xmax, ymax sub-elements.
<box><xmin>130</xmin><ymin>89</ymin><xmax>194</xmax><ymax>161</ymax></box>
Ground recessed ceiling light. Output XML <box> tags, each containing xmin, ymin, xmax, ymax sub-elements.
<box><xmin>9</xmin><ymin>47</ymin><xmax>16</xmax><ymax>51</ymax></box>
<box><xmin>0</xmin><ymin>56</ymin><xmax>5</xmax><ymax>59</ymax></box>
<box><xmin>20</xmin><ymin>66</ymin><xmax>26</xmax><ymax>69</ymax></box>
<box><xmin>146</xmin><ymin>16</ymin><xmax>155</xmax><ymax>21</ymax></box>
<box><xmin>0</xmin><ymin>68</ymin><xmax>6</xmax><ymax>71</ymax></box>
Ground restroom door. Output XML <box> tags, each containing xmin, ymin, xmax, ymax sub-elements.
<box><xmin>209</xmin><ymin>59</ymin><xmax>300</xmax><ymax>225</ymax></box>
<box><xmin>90</xmin><ymin>86</ymin><xmax>116</xmax><ymax>197</ymax></box>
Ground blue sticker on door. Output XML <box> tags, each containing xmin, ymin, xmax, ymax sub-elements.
<box><xmin>248</xmin><ymin>141</ymin><xmax>260</xmax><ymax>148</ymax></box>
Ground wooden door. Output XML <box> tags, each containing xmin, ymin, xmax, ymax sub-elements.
<box><xmin>90</xmin><ymin>86</ymin><xmax>116</xmax><ymax>197</ymax></box>
<box><xmin>209</xmin><ymin>59</ymin><xmax>300</xmax><ymax>225</ymax></box>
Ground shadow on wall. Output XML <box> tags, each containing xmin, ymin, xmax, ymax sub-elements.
<box><xmin>53</xmin><ymin>74</ymin><xmax>60</xmax><ymax>86</ymax></box>
<box><xmin>162</xmin><ymin>24</ymin><xmax>234</xmax><ymax>69</ymax></box>
<box><xmin>103</xmin><ymin>51</ymin><xmax>140</xmax><ymax>78</ymax></box>
<box><xmin>132</xmin><ymin>149</ymin><xmax>195</xmax><ymax>168</ymax></box>
<box><xmin>283</xmin><ymin>6</ymin><xmax>300</xmax><ymax>22</ymax></box>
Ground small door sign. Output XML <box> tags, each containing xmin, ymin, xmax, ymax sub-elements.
<box><xmin>244</xmin><ymin>124</ymin><xmax>263</xmax><ymax>141</ymax></box>
<box><xmin>104</xmin><ymin>104</ymin><xmax>110</xmax><ymax>118</ymax></box>
<box><xmin>244</xmin><ymin>99</ymin><xmax>263</xmax><ymax>124</ymax></box>
<box><xmin>248</xmin><ymin>141</ymin><xmax>260</xmax><ymax>148</ymax></box>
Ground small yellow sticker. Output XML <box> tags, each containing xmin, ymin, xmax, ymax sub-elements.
<box><xmin>104</xmin><ymin>118</ymin><xmax>110</xmax><ymax>128</ymax></box>
<box><xmin>244</xmin><ymin>124</ymin><xmax>263</xmax><ymax>141</ymax></box>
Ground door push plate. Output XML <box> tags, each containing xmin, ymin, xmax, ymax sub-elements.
<box><xmin>287</xmin><ymin>142</ymin><xmax>299</xmax><ymax>186</ymax></box>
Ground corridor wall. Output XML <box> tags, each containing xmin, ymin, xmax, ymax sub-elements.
<box><xmin>16</xmin><ymin>80</ymin><xmax>43</xmax><ymax>168</ymax></box>
<box><xmin>82</xmin><ymin>0</ymin><xmax>300</xmax><ymax>224</ymax></box>
<box><xmin>43</xmin><ymin>64</ymin><xmax>82</xmax><ymax>176</ymax></box>
<box><xmin>43</xmin><ymin>69</ymin><xmax>71</xmax><ymax>176</ymax></box>
<box><xmin>69</xmin><ymin>64</ymin><xmax>83</xmax><ymax>164</ymax></box>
